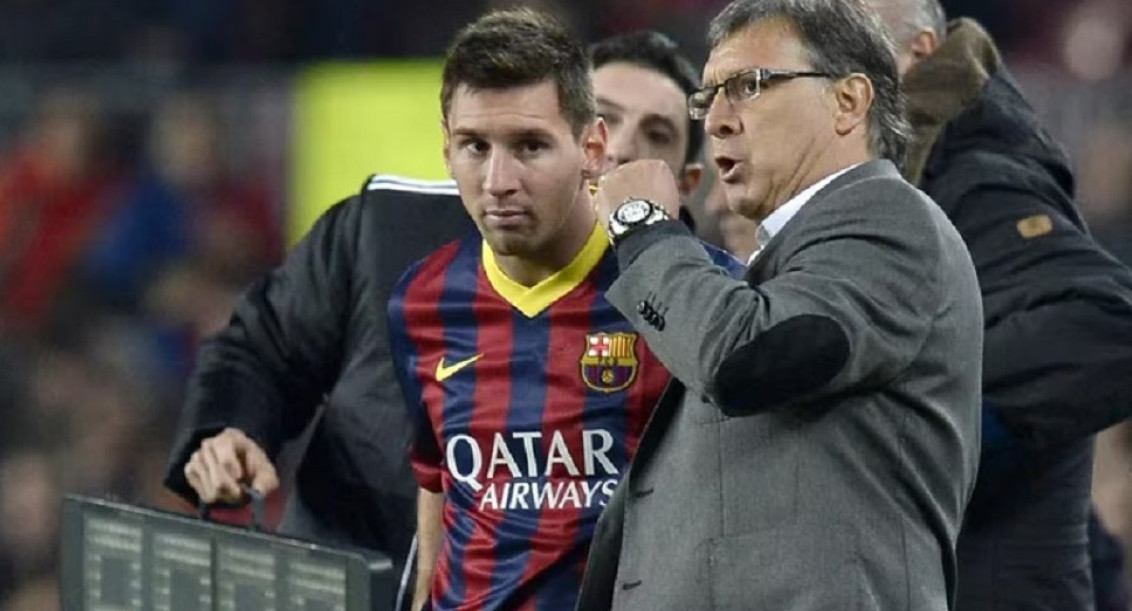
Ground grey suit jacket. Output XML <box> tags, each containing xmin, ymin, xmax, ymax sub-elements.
<box><xmin>577</xmin><ymin>160</ymin><xmax>983</xmax><ymax>611</ymax></box>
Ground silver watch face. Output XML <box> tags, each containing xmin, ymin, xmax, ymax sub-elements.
<box><xmin>615</xmin><ymin>199</ymin><xmax>652</xmax><ymax>225</ymax></box>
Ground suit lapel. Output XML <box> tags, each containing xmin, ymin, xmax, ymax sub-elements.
<box><xmin>744</xmin><ymin>252</ymin><xmax>773</xmax><ymax>284</ymax></box>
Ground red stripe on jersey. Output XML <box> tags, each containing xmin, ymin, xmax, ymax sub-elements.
<box><xmin>403</xmin><ymin>241</ymin><xmax>464</xmax><ymax>491</ymax></box>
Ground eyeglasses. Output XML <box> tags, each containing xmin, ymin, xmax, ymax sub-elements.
<box><xmin>687</xmin><ymin>68</ymin><xmax>835</xmax><ymax>120</ymax></box>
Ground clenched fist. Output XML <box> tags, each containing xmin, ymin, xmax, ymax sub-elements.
<box><xmin>183</xmin><ymin>428</ymin><xmax>279</xmax><ymax>504</ymax></box>
<box><xmin>591</xmin><ymin>159</ymin><xmax>682</xmax><ymax>232</ymax></box>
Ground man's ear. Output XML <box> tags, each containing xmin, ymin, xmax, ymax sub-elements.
<box><xmin>897</xmin><ymin>28</ymin><xmax>941</xmax><ymax>76</ymax></box>
<box><xmin>581</xmin><ymin>118</ymin><xmax>609</xmax><ymax>181</ymax></box>
<box><xmin>908</xmin><ymin>29</ymin><xmax>939</xmax><ymax>65</ymax></box>
<box><xmin>832</xmin><ymin>74</ymin><xmax>874</xmax><ymax>137</ymax></box>
<box><xmin>441</xmin><ymin>119</ymin><xmax>453</xmax><ymax>178</ymax></box>
<box><xmin>677</xmin><ymin>163</ymin><xmax>704</xmax><ymax>197</ymax></box>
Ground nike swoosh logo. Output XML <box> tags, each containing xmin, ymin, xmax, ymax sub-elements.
<box><xmin>435</xmin><ymin>354</ymin><xmax>483</xmax><ymax>382</ymax></box>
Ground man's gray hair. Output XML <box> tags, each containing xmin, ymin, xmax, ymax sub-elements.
<box><xmin>909</xmin><ymin>0</ymin><xmax>947</xmax><ymax>40</ymax></box>
<box><xmin>708</xmin><ymin>0</ymin><xmax>912</xmax><ymax>168</ymax></box>
<box><xmin>874</xmin><ymin>0</ymin><xmax>948</xmax><ymax>44</ymax></box>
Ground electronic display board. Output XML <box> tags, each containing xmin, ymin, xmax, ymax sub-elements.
<box><xmin>61</xmin><ymin>496</ymin><xmax>398</xmax><ymax>611</ymax></box>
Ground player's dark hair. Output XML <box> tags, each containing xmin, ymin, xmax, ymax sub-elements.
<box><xmin>441</xmin><ymin>8</ymin><xmax>595</xmax><ymax>138</ymax></box>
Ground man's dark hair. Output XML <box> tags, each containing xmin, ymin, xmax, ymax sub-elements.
<box><xmin>440</xmin><ymin>8</ymin><xmax>594</xmax><ymax>138</ymax></box>
<box><xmin>708</xmin><ymin>0</ymin><xmax>911</xmax><ymax>167</ymax></box>
<box><xmin>590</xmin><ymin>31</ymin><xmax>704</xmax><ymax>165</ymax></box>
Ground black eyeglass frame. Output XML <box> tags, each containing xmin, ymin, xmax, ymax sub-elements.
<box><xmin>688</xmin><ymin>68</ymin><xmax>836</xmax><ymax>120</ymax></box>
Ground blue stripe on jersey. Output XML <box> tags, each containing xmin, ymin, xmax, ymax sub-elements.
<box><xmin>388</xmin><ymin>261</ymin><xmax>426</xmax><ymax>432</ymax></box>
<box><xmin>437</xmin><ymin>237</ymin><xmax>483</xmax><ymax>433</ymax></box>
<box><xmin>442</xmin><ymin>503</ymin><xmax>478</xmax><ymax>610</ymax></box>
<box><xmin>485</xmin><ymin>308</ymin><xmax>552</xmax><ymax>608</ymax></box>
<box><xmin>435</xmin><ymin>235</ymin><xmax>483</xmax><ymax>607</ymax></box>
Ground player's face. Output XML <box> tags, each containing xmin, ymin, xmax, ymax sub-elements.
<box><xmin>593</xmin><ymin>61</ymin><xmax>689</xmax><ymax>179</ymax></box>
<box><xmin>444</xmin><ymin>80</ymin><xmax>605</xmax><ymax>260</ymax></box>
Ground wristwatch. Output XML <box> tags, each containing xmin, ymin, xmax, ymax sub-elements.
<box><xmin>607</xmin><ymin>198</ymin><xmax>671</xmax><ymax>243</ymax></box>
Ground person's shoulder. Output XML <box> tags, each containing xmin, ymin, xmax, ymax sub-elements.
<box><xmin>393</xmin><ymin>232</ymin><xmax>479</xmax><ymax>300</ymax></box>
<box><xmin>361</xmin><ymin>174</ymin><xmax>459</xmax><ymax>197</ymax></box>
<box><xmin>835</xmin><ymin>160</ymin><xmax>912</xmax><ymax>193</ymax></box>
<box><xmin>357</xmin><ymin>174</ymin><xmax>462</xmax><ymax>211</ymax></box>
<box><xmin>806</xmin><ymin>162</ymin><xmax>953</xmax><ymax>254</ymax></box>
<box><xmin>351</xmin><ymin>172</ymin><xmax>475</xmax><ymax>250</ymax></box>
<box><xmin>832</xmin><ymin>161</ymin><xmax>933</xmax><ymax>215</ymax></box>
<box><xmin>310</xmin><ymin>174</ymin><xmax>462</xmax><ymax>230</ymax></box>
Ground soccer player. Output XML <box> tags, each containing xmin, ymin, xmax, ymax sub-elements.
<box><xmin>388</xmin><ymin>10</ymin><xmax>740</xmax><ymax>611</ymax></box>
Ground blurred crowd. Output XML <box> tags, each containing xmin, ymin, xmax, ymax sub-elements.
<box><xmin>0</xmin><ymin>0</ymin><xmax>1129</xmax><ymax>609</ymax></box>
<box><xmin>0</xmin><ymin>0</ymin><xmax>1121</xmax><ymax>68</ymax></box>
<box><xmin>0</xmin><ymin>82</ymin><xmax>287</xmax><ymax>607</ymax></box>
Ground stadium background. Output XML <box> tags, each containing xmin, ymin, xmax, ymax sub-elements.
<box><xmin>0</xmin><ymin>0</ymin><xmax>1129</xmax><ymax>608</ymax></box>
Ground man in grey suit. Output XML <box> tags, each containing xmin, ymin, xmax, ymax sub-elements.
<box><xmin>579</xmin><ymin>0</ymin><xmax>983</xmax><ymax>609</ymax></box>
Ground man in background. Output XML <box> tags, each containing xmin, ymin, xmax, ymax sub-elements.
<box><xmin>867</xmin><ymin>0</ymin><xmax>1132</xmax><ymax>608</ymax></box>
<box><xmin>591</xmin><ymin>31</ymin><xmax>705</xmax><ymax>222</ymax></box>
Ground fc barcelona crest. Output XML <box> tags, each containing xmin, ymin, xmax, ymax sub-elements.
<box><xmin>580</xmin><ymin>332</ymin><xmax>639</xmax><ymax>393</ymax></box>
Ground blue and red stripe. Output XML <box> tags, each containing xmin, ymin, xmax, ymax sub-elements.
<box><xmin>389</xmin><ymin>234</ymin><xmax>681</xmax><ymax>611</ymax></box>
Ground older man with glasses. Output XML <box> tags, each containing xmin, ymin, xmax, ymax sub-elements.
<box><xmin>578</xmin><ymin>0</ymin><xmax>984</xmax><ymax>609</ymax></box>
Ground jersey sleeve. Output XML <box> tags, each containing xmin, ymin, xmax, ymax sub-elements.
<box><xmin>387</xmin><ymin>263</ymin><xmax>445</xmax><ymax>492</ymax></box>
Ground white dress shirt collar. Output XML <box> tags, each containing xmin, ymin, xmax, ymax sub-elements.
<box><xmin>748</xmin><ymin>163</ymin><xmax>860</xmax><ymax>265</ymax></box>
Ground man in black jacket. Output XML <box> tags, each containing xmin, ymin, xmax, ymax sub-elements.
<box><xmin>868</xmin><ymin>1</ymin><xmax>1132</xmax><ymax>608</ymax></box>
<box><xmin>167</xmin><ymin>175</ymin><xmax>473</xmax><ymax>561</ymax></box>
<box><xmin>163</xmin><ymin>30</ymin><xmax>712</xmax><ymax>571</ymax></box>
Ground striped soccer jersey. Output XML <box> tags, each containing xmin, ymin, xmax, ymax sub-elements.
<box><xmin>389</xmin><ymin>223</ymin><xmax>741</xmax><ymax>610</ymax></box>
